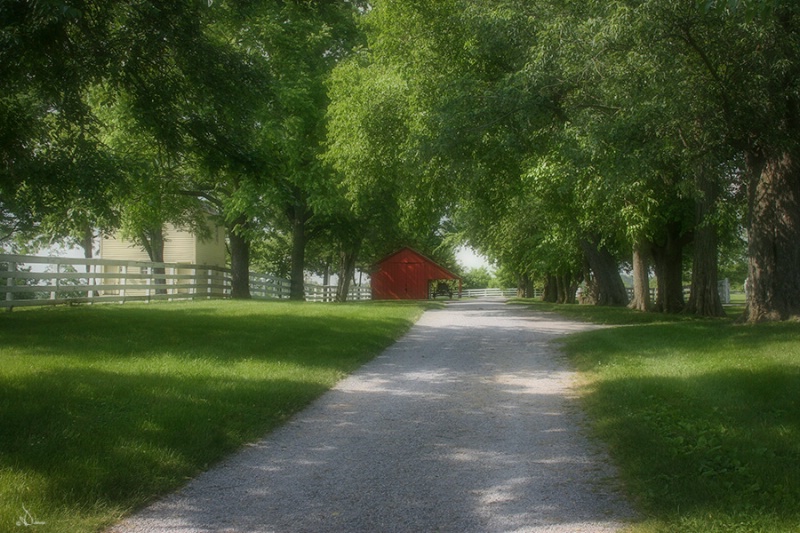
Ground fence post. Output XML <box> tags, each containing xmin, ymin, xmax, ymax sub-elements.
<box><xmin>146</xmin><ymin>266</ymin><xmax>152</xmax><ymax>303</ymax></box>
<box><xmin>120</xmin><ymin>265</ymin><xmax>127</xmax><ymax>303</ymax></box>
<box><xmin>87</xmin><ymin>261</ymin><xmax>95</xmax><ymax>302</ymax></box>
<box><xmin>52</xmin><ymin>262</ymin><xmax>61</xmax><ymax>301</ymax></box>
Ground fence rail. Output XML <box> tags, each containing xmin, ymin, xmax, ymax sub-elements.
<box><xmin>460</xmin><ymin>288</ymin><xmax>520</xmax><ymax>298</ymax></box>
<box><xmin>1</xmin><ymin>254</ymin><xmax>370</xmax><ymax>308</ymax></box>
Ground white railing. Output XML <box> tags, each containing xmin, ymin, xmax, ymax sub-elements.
<box><xmin>461</xmin><ymin>288</ymin><xmax>519</xmax><ymax>298</ymax></box>
<box><xmin>624</xmin><ymin>279</ymin><xmax>732</xmax><ymax>305</ymax></box>
<box><xmin>1</xmin><ymin>254</ymin><xmax>370</xmax><ymax>308</ymax></box>
<box><xmin>304</xmin><ymin>284</ymin><xmax>372</xmax><ymax>303</ymax></box>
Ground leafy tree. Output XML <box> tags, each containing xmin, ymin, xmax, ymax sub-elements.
<box><xmin>611</xmin><ymin>1</ymin><xmax>800</xmax><ymax>320</ymax></box>
<box><xmin>324</xmin><ymin>28</ymin><xmax>454</xmax><ymax>301</ymax></box>
<box><xmin>0</xmin><ymin>2</ymin><xmax>120</xmax><ymax>244</ymax></box>
<box><xmin>254</xmin><ymin>0</ymin><xmax>366</xmax><ymax>300</ymax></box>
<box><xmin>461</xmin><ymin>266</ymin><xmax>494</xmax><ymax>290</ymax></box>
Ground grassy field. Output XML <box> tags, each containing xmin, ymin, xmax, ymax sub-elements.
<box><xmin>0</xmin><ymin>300</ymin><xmax>431</xmax><ymax>532</ymax></box>
<box><xmin>512</xmin><ymin>300</ymin><xmax>800</xmax><ymax>533</ymax></box>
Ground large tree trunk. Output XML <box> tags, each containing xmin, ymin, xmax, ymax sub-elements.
<box><xmin>81</xmin><ymin>225</ymin><xmax>99</xmax><ymax>297</ymax></box>
<box><xmin>336</xmin><ymin>241</ymin><xmax>360</xmax><ymax>303</ymax></box>
<box><xmin>628</xmin><ymin>238</ymin><xmax>651</xmax><ymax>311</ymax></box>
<box><xmin>686</xmin><ymin>171</ymin><xmax>725</xmax><ymax>317</ymax></box>
<box><xmin>140</xmin><ymin>226</ymin><xmax>166</xmax><ymax>295</ymax></box>
<box><xmin>81</xmin><ymin>224</ymin><xmax>94</xmax><ymax>261</ymax></box>
<box><xmin>565</xmin><ymin>272</ymin><xmax>580</xmax><ymax>304</ymax></box>
<box><xmin>517</xmin><ymin>273</ymin><xmax>535</xmax><ymax>298</ymax></box>
<box><xmin>288</xmin><ymin>209</ymin><xmax>308</xmax><ymax>302</ymax></box>
<box><xmin>580</xmin><ymin>238</ymin><xmax>628</xmax><ymax>306</ymax></box>
<box><xmin>555</xmin><ymin>271</ymin><xmax>579</xmax><ymax>304</ymax></box>
<box><xmin>743</xmin><ymin>149</ymin><xmax>800</xmax><ymax>322</ymax></box>
<box><xmin>228</xmin><ymin>217</ymin><xmax>251</xmax><ymax>300</ymax></box>
<box><xmin>556</xmin><ymin>274</ymin><xmax>567</xmax><ymax>304</ymax></box>
<box><xmin>542</xmin><ymin>274</ymin><xmax>558</xmax><ymax>302</ymax></box>
<box><xmin>651</xmin><ymin>222</ymin><xmax>686</xmax><ymax>313</ymax></box>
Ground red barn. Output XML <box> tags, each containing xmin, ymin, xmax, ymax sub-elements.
<box><xmin>371</xmin><ymin>247</ymin><xmax>462</xmax><ymax>300</ymax></box>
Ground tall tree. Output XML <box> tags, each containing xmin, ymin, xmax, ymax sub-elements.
<box><xmin>634</xmin><ymin>1</ymin><xmax>800</xmax><ymax>321</ymax></box>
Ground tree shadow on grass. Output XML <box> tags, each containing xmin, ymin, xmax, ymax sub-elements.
<box><xmin>0</xmin><ymin>302</ymin><xmax>417</xmax><ymax>367</ymax></box>
<box><xmin>563</xmin><ymin>320</ymin><xmax>800</xmax><ymax>371</ymax></box>
<box><xmin>0</xmin><ymin>366</ymin><xmax>330</xmax><ymax>523</ymax></box>
<box><xmin>582</xmin><ymin>366</ymin><xmax>800</xmax><ymax>528</ymax></box>
<box><xmin>0</xmin><ymin>301</ymin><xmax>423</xmax><ymax>530</ymax></box>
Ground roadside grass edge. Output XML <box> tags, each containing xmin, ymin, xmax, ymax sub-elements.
<box><xmin>511</xmin><ymin>300</ymin><xmax>800</xmax><ymax>533</ymax></box>
<box><xmin>0</xmin><ymin>299</ymin><xmax>429</xmax><ymax>532</ymax></box>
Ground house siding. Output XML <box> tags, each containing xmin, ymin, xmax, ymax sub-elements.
<box><xmin>100</xmin><ymin>235</ymin><xmax>151</xmax><ymax>262</ymax></box>
<box><xmin>100</xmin><ymin>219</ymin><xmax>226</xmax><ymax>267</ymax></box>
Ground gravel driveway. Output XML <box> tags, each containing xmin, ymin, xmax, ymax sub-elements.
<box><xmin>111</xmin><ymin>298</ymin><xmax>635</xmax><ymax>533</ymax></box>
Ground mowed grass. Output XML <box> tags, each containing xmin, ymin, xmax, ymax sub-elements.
<box><xmin>0</xmin><ymin>300</ymin><xmax>430</xmax><ymax>532</ymax></box>
<box><xmin>512</xmin><ymin>300</ymin><xmax>800</xmax><ymax>533</ymax></box>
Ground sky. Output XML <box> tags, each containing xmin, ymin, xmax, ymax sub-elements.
<box><xmin>456</xmin><ymin>246</ymin><xmax>492</xmax><ymax>271</ymax></box>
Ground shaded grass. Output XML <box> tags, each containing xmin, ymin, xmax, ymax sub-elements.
<box><xmin>508</xmin><ymin>298</ymin><xmax>727</xmax><ymax>324</ymax></box>
<box><xmin>514</xmin><ymin>301</ymin><xmax>800</xmax><ymax>532</ymax></box>
<box><xmin>0</xmin><ymin>300</ymin><xmax>428</xmax><ymax>532</ymax></box>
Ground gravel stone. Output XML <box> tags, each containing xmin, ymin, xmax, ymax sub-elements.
<box><xmin>110</xmin><ymin>298</ymin><xmax>636</xmax><ymax>533</ymax></box>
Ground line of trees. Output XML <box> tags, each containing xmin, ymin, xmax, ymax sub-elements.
<box><xmin>326</xmin><ymin>0</ymin><xmax>799</xmax><ymax>322</ymax></box>
<box><xmin>4</xmin><ymin>1</ymin><xmax>798</xmax><ymax>321</ymax></box>
<box><xmin>1</xmin><ymin>0</ymin><xmax>457</xmax><ymax>301</ymax></box>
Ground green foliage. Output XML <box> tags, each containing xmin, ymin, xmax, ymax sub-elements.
<box><xmin>0</xmin><ymin>300</ymin><xmax>425</xmax><ymax>532</ymax></box>
<box><xmin>460</xmin><ymin>266</ymin><xmax>494</xmax><ymax>290</ymax></box>
<box><xmin>346</xmin><ymin>0</ymin><xmax>800</xmax><ymax>318</ymax></box>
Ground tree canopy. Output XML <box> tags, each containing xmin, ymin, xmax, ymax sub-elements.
<box><xmin>3</xmin><ymin>0</ymin><xmax>798</xmax><ymax>320</ymax></box>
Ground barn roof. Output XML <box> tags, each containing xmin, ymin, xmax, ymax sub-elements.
<box><xmin>375</xmin><ymin>247</ymin><xmax>461</xmax><ymax>280</ymax></box>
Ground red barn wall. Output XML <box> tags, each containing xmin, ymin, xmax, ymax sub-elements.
<box><xmin>371</xmin><ymin>248</ymin><xmax>460</xmax><ymax>300</ymax></box>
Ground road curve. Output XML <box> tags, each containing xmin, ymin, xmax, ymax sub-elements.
<box><xmin>110</xmin><ymin>298</ymin><xmax>635</xmax><ymax>533</ymax></box>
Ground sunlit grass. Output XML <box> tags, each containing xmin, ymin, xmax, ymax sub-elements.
<box><xmin>514</xmin><ymin>300</ymin><xmax>800</xmax><ymax>532</ymax></box>
<box><xmin>0</xmin><ymin>300</ymin><xmax>428</xmax><ymax>532</ymax></box>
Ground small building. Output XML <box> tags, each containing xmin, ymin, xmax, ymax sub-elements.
<box><xmin>100</xmin><ymin>220</ymin><xmax>226</xmax><ymax>267</ymax></box>
<box><xmin>99</xmin><ymin>219</ymin><xmax>228</xmax><ymax>297</ymax></box>
<box><xmin>371</xmin><ymin>247</ymin><xmax>462</xmax><ymax>300</ymax></box>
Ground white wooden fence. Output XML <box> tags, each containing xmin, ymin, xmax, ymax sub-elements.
<box><xmin>1</xmin><ymin>254</ymin><xmax>370</xmax><ymax>309</ymax></box>
<box><xmin>460</xmin><ymin>288</ymin><xmax>520</xmax><ymax>298</ymax></box>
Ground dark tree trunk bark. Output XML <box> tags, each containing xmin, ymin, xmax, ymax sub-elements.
<box><xmin>289</xmin><ymin>211</ymin><xmax>307</xmax><ymax>301</ymax></box>
<box><xmin>81</xmin><ymin>225</ymin><xmax>94</xmax><ymax>261</ymax></box>
<box><xmin>686</xmin><ymin>171</ymin><xmax>725</xmax><ymax>317</ymax></box>
<box><xmin>81</xmin><ymin>225</ymin><xmax>99</xmax><ymax>297</ymax></box>
<box><xmin>580</xmin><ymin>238</ymin><xmax>628</xmax><ymax>306</ymax></box>
<box><xmin>517</xmin><ymin>273</ymin><xmax>535</xmax><ymax>298</ymax></box>
<box><xmin>228</xmin><ymin>217</ymin><xmax>251</xmax><ymax>300</ymax></box>
<box><xmin>336</xmin><ymin>242</ymin><xmax>360</xmax><ymax>303</ymax></box>
<box><xmin>140</xmin><ymin>226</ymin><xmax>167</xmax><ymax>295</ymax></box>
<box><xmin>555</xmin><ymin>271</ymin><xmax>578</xmax><ymax>304</ymax></box>
<box><xmin>628</xmin><ymin>238</ymin><xmax>651</xmax><ymax>311</ymax></box>
<box><xmin>322</xmin><ymin>262</ymin><xmax>330</xmax><ymax>287</ymax></box>
<box><xmin>651</xmin><ymin>222</ymin><xmax>686</xmax><ymax>313</ymax></box>
<box><xmin>556</xmin><ymin>274</ymin><xmax>566</xmax><ymax>304</ymax></box>
<box><xmin>744</xmin><ymin>149</ymin><xmax>800</xmax><ymax>322</ymax></box>
<box><xmin>566</xmin><ymin>272</ymin><xmax>580</xmax><ymax>304</ymax></box>
<box><xmin>542</xmin><ymin>274</ymin><xmax>558</xmax><ymax>302</ymax></box>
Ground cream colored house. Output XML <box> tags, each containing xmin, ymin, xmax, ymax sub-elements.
<box><xmin>99</xmin><ymin>220</ymin><xmax>228</xmax><ymax>298</ymax></box>
<box><xmin>100</xmin><ymin>222</ymin><xmax>226</xmax><ymax>266</ymax></box>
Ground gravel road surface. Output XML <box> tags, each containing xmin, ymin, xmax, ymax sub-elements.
<box><xmin>111</xmin><ymin>298</ymin><xmax>635</xmax><ymax>533</ymax></box>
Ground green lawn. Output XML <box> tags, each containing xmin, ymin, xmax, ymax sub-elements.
<box><xmin>512</xmin><ymin>300</ymin><xmax>800</xmax><ymax>533</ymax></box>
<box><xmin>0</xmin><ymin>300</ymin><xmax>430</xmax><ymax>532</ymax></box>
